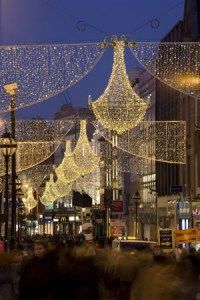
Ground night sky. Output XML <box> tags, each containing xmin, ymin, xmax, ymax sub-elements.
<box><xmin>0</xmin><ymin>0</ymin><xmax>184</xmax><ymax>119</ymax></box>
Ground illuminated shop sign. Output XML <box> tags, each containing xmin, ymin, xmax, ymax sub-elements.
<box><xmin>192</xmin><ymin>210</ymin><xmax>200</xmax><ymax>217</ymax></box>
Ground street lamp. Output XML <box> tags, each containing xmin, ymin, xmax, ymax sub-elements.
<box><xmin>4</xmin><ymin>83</ymin><xmax>18</xmax><ymax>250</ymax></box>
<box><xmin>15</xmin><ymin>178</ymin><xmax>24</xmax><ymax>245</ymax></box>
<box><xmin>0</xmin><ymin>128</ymin><xmax>17</xmax><ymax>250</ymax></box>
<box><xmin>133</xmin><ymin>191</ymin><xmax>141</xmax><ymax>239</ymax></box>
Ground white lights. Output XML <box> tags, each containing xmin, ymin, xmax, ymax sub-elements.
<box><xmin>73</xmin><ymin>120</ymin><xmax>100</xmax><ymax>176</ymax></box>
<box><xmin>91</xmin><ymin>39</ymin><xmax>148</xmax><ymax>134</ymax></box>
<box><xmin>0</xmin><ymin>43</ymin><xmax>105</xmax><ymax>111</ymax></box>
<box><xmin>129</xmin><ymin>42</ymin><xmax>200</xmax><ymax>98</ymax></box>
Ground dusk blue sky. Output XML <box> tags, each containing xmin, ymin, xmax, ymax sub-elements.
<box><xmin>0</xmin><ymin>0</ymin><xmax>184</xmax><ymax>119</ymax></box>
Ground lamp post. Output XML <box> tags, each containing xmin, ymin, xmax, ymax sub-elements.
<box><xmin>133</xmin><ymin>191</ymin><xmax>141</xmax><ymax>239</ymax></box>
<box><xmin>15</xmin><ymin>177</ymin><xmax>23</xmax><ymax>245</ymax></box>
<box><xmin>4</xmin><ymin>83</ymin><xmax>18</xmax><ymax>249</ymax></box>
<box><xmin>0</xmin><ymin>128</ymin><xmax>17</xmax><ymax>250</ymax></box>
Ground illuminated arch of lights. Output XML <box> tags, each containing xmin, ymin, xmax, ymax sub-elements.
<box><xmin>0</xmin><ymin>43</ymin><xmax>105</xmax><ymax>112</ymax></box>
<box><xmin>129</xmin><ymin>42</ymin><xmax>200</xmax><ymax>98</ymax></box>
<box><xmin>93</xmin><ymin>120</ymin><xmax>186</xmax><ymax>164</ymax></box>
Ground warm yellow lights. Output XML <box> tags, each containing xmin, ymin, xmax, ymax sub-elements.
<box><xmin>94</xmin><ymin>121</ymin><xmax>186</xmax><ymax>164</ymax></box>
<box><xmin>40</xmin><ymin>174</ymin><xmax>72</xmax><ymax>206</ymax></box>
<box><xmin>4</xmin><ymin>82</ymin><xmax>18</xmax><ymax>97</ymax></box>
<box><xmin>130</xmin><ymin>42</ymin><xmax>200</xmax><ymax>98</ymax></box>
<box><xmin>90</xmin><ymin>39</ymin><xmax>148</xmax><ymax>134</ymax></box>
<box><xmin>173</xmin><ymin>74</ymin><xmax>200</xmax><ymax>88</ymax></box>
<box><xmin>73</xmin><ymin>120</ymin><xmax>100</xmax><ymax>176</ymax></box>
<box><xmin>22</xmin><ymin>188</ymin><xmax>37</xmax><ymax>210</ymax></box>
<box><xmin>55</xmin><ymin>140</ymin><xmax>80</xmax><ymax>183</ymax></box>
<box><xmin>0</xmin><ymin>43</ymin><xmax>105</xmax><ymax>112</ymax></box>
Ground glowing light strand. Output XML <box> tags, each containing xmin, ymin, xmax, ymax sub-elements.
<box><xmin>55</xmin><ymin>140</ymin><xmax>80</xmax><ymax>183</ymax></box>
<box><xmin>94</xmin><ymin>121</ymin><xmax>186</xmax><ymax>164</ymax></box>
<box><xmin>90</xmin><ymin>39</ymin><xmax>149</xmax><ymax>134</ymax></box>
<box><xmin>74</xmin><ymin>120</ymin><xmax>100</xmax><ymax>176</ymax></box>
<box><xmin>129</xmin><ymin>42</ymin><xmax>200</xmax><ymax>98</ymax></box>
<box><xmin>0</xmin><ymin>43</ymin><xmax>105</xmax><ymax>112</ymax></box>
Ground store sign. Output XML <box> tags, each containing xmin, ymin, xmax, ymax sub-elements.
<box><xmin>192</xmin><ymin>209</ymin><xmax>200</xmax><ymax>217</ymax></box>
<box><xmin>111</xmin><ymin>200</ymin><xmax>123</xmax><ymax>213</ymax></box>
<box><xmin>59</xmin><ymin>216</ymin><xmax>67</xmax><ymax>223</ymax></box>
<box><xmin>159</xmin><ymin>229</ymin><xmax>173</xmax><ymax>249</ymax></box>
<box><xmin>110</xmin><ymin>220</ymin><xmax>125</xmax><ymax>237</ymax></box>
<box><xmin>175</xmin><ymin>228</ymin><xmax>197</xmax><ymax>244</ymax></box>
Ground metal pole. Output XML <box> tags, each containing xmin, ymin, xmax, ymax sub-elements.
<box><xmin>106</xmin><ymin>206</ymin><xmax>110</xmax><ymax>238</ymax></box>
<box><xmin>10</xmin><ymin>96</ymin><xmax>16</xmax><ymax>249</ymax></box>
<box><xmin>155</xmin><ymin>194</ymin><xmax>158</xmax><ymax>242</ymax></box>
<box><xmin>74</xmin><ymin>206</ymin><xmax>77</xmax><ymax>236</ymax></box>
<box><xmin>135</xmin><ymin>200</ymin><xmax>138</xmax><ymax>239</ymax></box>
<box><xmin>4</xmin><ymin>155</ymin><xmax>9</xmax><ymax>251</ymax></box>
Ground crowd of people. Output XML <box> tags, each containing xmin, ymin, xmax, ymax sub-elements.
<box><xmin>0</xmin><ymin>234</ymin><xmax>200</xmax><ymax>300</ymax></box>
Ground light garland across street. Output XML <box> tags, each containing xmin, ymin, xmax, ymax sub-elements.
<box><xmin>94</xmin><ymin>120</ymin><xmax>186</xmax><ymax>164</ymax></box>
<box><xmin>0</xmin><ymin>43</ymin><xmax>105</xmax><ymax>112</ymax></box>
<box><xmin>129</xmin><ymin>42</ymin><xmax>200</xmax><ymax>98</ymax></box>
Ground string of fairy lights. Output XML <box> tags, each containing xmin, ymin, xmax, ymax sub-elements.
<box><xmin>0</xmin><ymin>43</ymin><xmax>105</xmax><ymax>112</ymax></box>
<box><xmin>129</xmin><ymin>42</ymin><xmax>200</xmax><ymax>98</ymax></box>
<box><xmin>93</xmin><ymin>120</ymin><xmax>186</xmax><ymax>164</ymax></box>
<box><xmin>90</xmin><ymin>38</ymin><xmax>149</xmax><ymax>134</ymax></box>
<box><xmin>0</xmin><ymin>39</ymin><xmax>198</xmax><ymax>113</ymax></box>
<box><xmin>39</xmin><ymin>120</ymin><xmax>100</xmax><ymax>206</ymax></box>
<box><xmin>0</xmin><ymin>36</ymin><xmax>196</xmax><ymax>208</ymax></box>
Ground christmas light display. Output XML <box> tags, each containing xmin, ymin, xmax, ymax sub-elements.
<box><xmin>74</xmin><ymin>120</ymin><xmax>100</xmax><ymax>176</ymax></box>
<box><xmin>94</xmin><ymin>120</ymin><xmax>186</xmax><ymax>164</ymax></box>
<box><xmin>22</xmin><ymin>188</ymin><xmax>37</xmax><ymax>210</ymax></box>
<box><xmin>14</xmin><ymin>119</ymin><xmax>74</xmax><ymax>141</ymax></box>
<box><xmin>55</xmin><ymin>140</ymin><xmax>80</xmax><ymax>183</ymax></box>
<box><xmin>18</xmin><ymin>164</ymin><xmax>53</xmax><ymax>188</ymax></box>
<box><xmin>0</xmin><ymin>141</ymin><xmax>61</xmax><ymax>176</ymax></box>
<box><xmin>90</xmin><ymin>39</ymin><xmax>148</xmax><ymax>134</ymax></box>
<box><xmin>0</xmin><ymin>43</ymin><xmax>105</xmax><ymax>111</ymax></box>
<box><xmin>129</xmin><ymin>42</ymin><xmax>200</xmax><ymax>98</ymax></box>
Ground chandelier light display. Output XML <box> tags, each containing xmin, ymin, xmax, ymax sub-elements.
<box><xmin>51</xmin><ymin>179</ymin><xmax>72</xmax><ymax>199</ymax></box>
<box><xmin>55</xmin><ymin>140</ymin><xmax>80</xmax><ymax>183</ymax></box>
<box><xmin>22</xmin><ymin>188</ymin><xmax>37</xmax><ymax>210</ymax></box>
<box><xmin>129</xmin><ymin>42</ymin><xmax>200</xmax><ymax>98</ymax></box>
<box><xmin>75</xmin><ymin>166</ymin><xmax>100</xmax><ymax>197</ymax></box>
<box><xmin>41</xmin><ymin>174</ymin><xmax>72</xmax><ymax>206</ymax></box>
<box><xmin>94</xmin><ymin>121</ymin><xmax>186</xmax><ymax>164</ymax></box>
<box><xmin>18</xmin><ymin>164</ymin><xmax>53</xmax><ymax>189</ymax></box>
<box><xmin>73</xmin><ymin>120</ymin><xmax>100</xmax><ymax>176</ymax></box>
<box><xmin>90</xmin><ymin>38</ymin><xmax>148</xmax><ymax>134</ymax></box>
<box><xmin>40</xmin><ymin>175</ymin><xmax>57</xmax><ymax>206</ymax></box>
<box><xmin>0</xmin><ymin>43</ymin><xmax>105</xmax><ymax>112</ymax></box>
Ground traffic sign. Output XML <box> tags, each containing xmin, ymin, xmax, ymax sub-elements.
<box><xmin>159</xmin><ymin>229</ymin><xmax>173</xmax><ymax>249</ymax></box>
<box><xmin>170</xmin><ymin>185</ymin><xmax>182</xmax><ymax>194</ymax></box>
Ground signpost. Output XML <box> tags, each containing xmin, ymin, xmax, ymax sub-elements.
<box><xmin>159</xmin><ymin>229</ymin><xmax>173</xmax><ymax>249</ymax></box>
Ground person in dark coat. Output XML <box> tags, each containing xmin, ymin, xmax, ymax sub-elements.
<box><xmin>19</xmin><ymin>241</ymin><xmax>58</xmax><ymax>300</ymax></box>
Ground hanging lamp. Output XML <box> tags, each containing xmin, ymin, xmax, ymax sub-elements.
<box><xmin>22</xmin><ymin>188</ymin><xmax>37</xmax><ymax>210</ymax></box>
<box><xmin>90</xmin><ymin>37</ymin><xmax>148</xmax><ymax>134</ymax></box>
<box><xmin>55</xmin><ymin>140</ymin><xmax>80</xmax><ymax>183</ymax></box>
<box><xmin>73</xmin><ymin>120</ymin><xmax>100</xmax><ymax>176</ymax></box>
